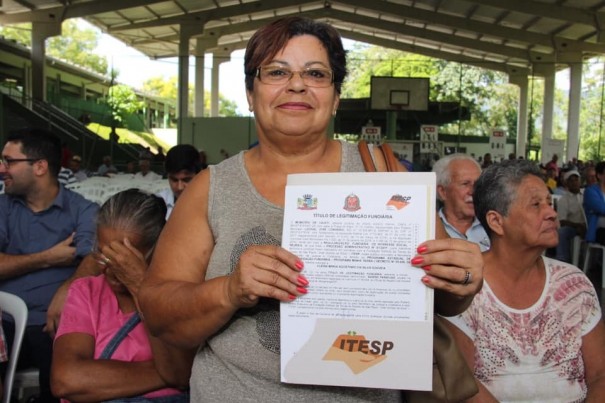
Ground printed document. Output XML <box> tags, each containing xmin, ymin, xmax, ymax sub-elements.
<box><xmin>280</xmin><ymin>172</ymin><xmax>436</xmax><ymax>390</ymax></box>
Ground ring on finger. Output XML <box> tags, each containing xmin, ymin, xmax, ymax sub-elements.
<box><xmin>461</xmin><ymin>270</ymin><xmax>472</xmax><ymax>285</ymax></box>
<box><xmin>104</xmin><ymin>255</ymin><xmax>111</xmax><ymax>264</ymax></box>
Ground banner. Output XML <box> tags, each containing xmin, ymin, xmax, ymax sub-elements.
<box><xmin>361</xmin><ymin>125</ymin><xmax>382</xmax><ymax>145</ymax></box>
<box><xmin>489</xmin><ymin>128</ymin><xmax>507</xmax><ymax>162</ymax></box>
<box><xmin>420</xmin><ymin>125</ymin><xmax>439</xmax><ymax>154</ymax></box>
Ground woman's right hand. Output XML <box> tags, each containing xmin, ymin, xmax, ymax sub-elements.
<box><xmin>99</xmin><ymin>238</ymin><xmax>148</xmax><ymax>298</ymax></box>
<box><xmin>226</xmin><ymin>245</ymin><xmax>309</xmax><ymax>308</ymax></box>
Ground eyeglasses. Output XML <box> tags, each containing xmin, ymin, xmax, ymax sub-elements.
<box><xmin>256</xmin><ymin>66</ymin><xmax>334</xmax><ymax>88</ymax></box>
<box><xmin>0</xmin><ymin>158</ymin><xmax>40</xmax><ymax>168</ymax></box>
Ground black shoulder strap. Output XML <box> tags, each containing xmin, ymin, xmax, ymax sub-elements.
<box><xmin>100</xmin><ymin>312</ymin><xmax>141</xmax><ymax>359</ymax></box>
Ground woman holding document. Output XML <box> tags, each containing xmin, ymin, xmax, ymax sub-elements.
<box><xmin>139</xmin><ymin>16</ymin><xmax>483</xmax><ymax>401</ymax></box>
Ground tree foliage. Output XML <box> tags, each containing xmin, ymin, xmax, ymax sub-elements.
<box><xmin>107</xmin><ymin>84</ymin><xmax>145</xmax><ymax>124</ymax></box>
<box><xmin>342</xmin><ymin>45</ymin><xmax>519</xmax><ymax>137</ymax></box>
<box><xmin>143</xmin><ymin>76</ymin><xmax>180</xmax><ymax>99</ymax></box>
<box><xmin>578</xmin><ymin>61</ymin><xmax>605</xmax><ymax>161</ymax></box>
<box><xmin>431</xmin><ymin>62</ymin><xmax>513</xmax><ymax>136</ymax></box>
<box><xmin>343</xmin><ymin>44</ymin><xmax>439</xmax><ymax>99</ymax></box>
<box><xmin>49</xmin><ymin>20</ymin><xmax>108</xmax><ymax>74</ymax></box>
<box><xmin>142</xmin><ymin>75</ymin><xmax>239</xmax><ymax>117</ymax></box>
<box><xmin>0</xmin><ymin>20</ymin><xmax>108</xmax><ymax>75</ymax></box>
<box><xmin>341</xmin><ymin>45</ymin><xmax>598</xmax><ymax>161</ymax></box>
<box><xmin>0</xmin><ymin>23</ymin><xmax>30</xmax><ymax>44</ymax></box>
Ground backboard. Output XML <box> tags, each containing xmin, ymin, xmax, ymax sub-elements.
<box><xmin>370</xmin><ymin>77</ymin><xmax>430</xmax><ymax>111</ymax></box>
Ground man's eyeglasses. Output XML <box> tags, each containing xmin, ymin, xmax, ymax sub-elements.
<box><xmin>256</xmin><ymin>66</ymin><xmax>334</xmax><ymax>88</ymax></box>
<box><xmin>0</xmin><ymin>158</ymin><xmax>40</xmax><ymax>168</ymax></box>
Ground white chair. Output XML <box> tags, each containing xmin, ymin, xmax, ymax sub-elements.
<box><xmin>571</xmin><ymin>235</ymin><xmax>584</xmax><ymax>268</ymax></box>
<box><xmin>139</xmin><ymin>179</ymin><xmax>169</xmax><ymax>194</ymax></box>
<box><xmin>582</xmin><ymin>242</ymin><xmax>605</xmax><ymax>289</ymax></box>
<box><xmin>12</xmin><ymin>367</ymin><xmax>39</xmax><ymax>401</ymax></box>
<box><xmin>0</xmin><ymin>291</ymin><xmax>28</xmax><ymax>403</ymax></box>
<box><xmin>551</xmin><ymin>194</ymin><xmax>562</xmax><ymax>211</ymax></box>
<box><xmin>102</xmin><ymin>182</ymin><xmax>132</xmax><ymax>202</ymax></box>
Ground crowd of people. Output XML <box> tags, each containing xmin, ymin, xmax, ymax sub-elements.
<box><xmin>52</xmin><ymin>141</ymin><xmax>209</xmax><ymax>187</ymax></box>
<box><xmin>0</xmin><ymin>130</ymin><xmax>204</xmax><ymax>402</ymax></box>
<box><xmin>0</xmin><ymin>15</ymin><xmax>603</xmax><ymax>403</ymax></box>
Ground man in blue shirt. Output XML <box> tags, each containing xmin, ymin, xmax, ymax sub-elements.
<box><xmin>433</xmin><ymin>154</ymin><xmax>490</xmax><ymax>252</ymax></box>
<box><xmin>0</xmin><ymin>128</ymin><xmax>98</xmax><ymax>402</ymax></box>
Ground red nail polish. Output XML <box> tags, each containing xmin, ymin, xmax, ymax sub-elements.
<box><xmin>417</xmin><ymin>245</ymin><xmax>428</xmax><ymax>253</ymax></box>
<box><xmin>295</xmin><ymin>260</ymin><xmax>304</xmax><ymax>270</ymax></box>
<box><xmin>422</xmin><ymin>265</ymin><xmax>431</xmax><ymax>271</ymax></box>
<box><xmin>296</xmin><ymin>286</ymin><xmax>308</xmax><ymax>294</ymax></box>
<box><xmin>422</xmin><ymin>276</ymin><xmax>430</xmax><ymax>284</ymax></box>
<box><xmin>288</xmin><ymin>294</ymin><xmax>296</xmax><ymax>300</ymax></box>
<box><xmin>411</xmin><ymin>256</ymin><xmax>424</xmax><ymax>265</ymax></box>
<box><xmin>297</xmin><ymin>275</ymin><xmax>309</xmax><ymax>286</ymax></box>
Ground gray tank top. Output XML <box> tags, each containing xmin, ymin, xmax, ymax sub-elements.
<box><xmin>191</xmin><ymin>140</ymin><xmax>400</xmax><ymax>402</ymax></box>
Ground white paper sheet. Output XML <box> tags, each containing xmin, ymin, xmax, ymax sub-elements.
<box><xmin>280</xmin><ymin>172</ymin><xmax>436</xmax><ymax>390</ymax></box>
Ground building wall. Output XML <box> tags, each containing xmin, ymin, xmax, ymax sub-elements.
<box><xmin>180</xmin><ymin>117</ymin><xmax>258</xmax><ymax>164</ymax></box>
<box><xmin>180</xmin><ymin>117</ymin><xmax>341</xmax><ymax>164</ymax></box>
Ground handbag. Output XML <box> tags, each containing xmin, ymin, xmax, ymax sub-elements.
<box><xmin>357</xmin><ymin>140</ymin><xmax>478</xmax><ymax>402</ymax></box>
<box><xmin>101</xmin><ymin>313</ymin><xmax>190</xmax><ymax>403</ymax></box>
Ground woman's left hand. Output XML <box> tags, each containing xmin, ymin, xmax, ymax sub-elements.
<box><xmin>410</xmin><ymin>238</ymin><xmax>483</xmax><ymax>297</ymax></box>
<box><xmin>98</xmin><ymin>238</ymin><xmax>148</xmax><ymax>297</ymax></box>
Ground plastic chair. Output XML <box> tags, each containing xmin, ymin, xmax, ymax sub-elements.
<box><xmin>137</xmin><ymin>179</ymin><xmax>169</xmax><ymax>194</ymax></box>
<box><xmin>0</xmin><ymin>291</ymin><xmax>28</xmax><ymax>403</ymax></box>
<box><xmin>12</xmin><ymin>367</ymin><xmax>39</xmax><ymax>401</ymax></box>
<box><xmin>551</xmin><ymin>194</ymin><xmax>562</xmax><ymax>211</ymax></box>
<box><xmin>102</xmin><ymin>183</ymin><xmax>132</xmax><ymax>202</ymax></box>
<box><xmin>571</xmin><ymin>235</ymin><xmax>584</xmax><ymax>268</ymax></box>
<box><xmin>582</xmin><ymin>242</ymin><xmax>605</xmax><ymax>289</ymax></box>
<box><xmin>74</xmin><ymin>186</ymin><xmax>107</xmax><ymax>204</ymax></box>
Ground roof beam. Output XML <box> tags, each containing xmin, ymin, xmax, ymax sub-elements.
<box><xmin>324</xmin><ymin>8</ymin><xmax>535</xmax><ymax>63</ymax></box>
<box><xmin>109</xmin><ymin>0</ymin><xmax>321</xmax><ymax>31</ymax></box>
<box><xmin>340</xmin><ymin>29</ymin><xmax>530</xmax><ymax>76</ymax></box>
<box><xmin>462</xmin><ymin>0</ymin><xmax>596</xmax><ymax>27</ymax></box>
<box><xmin>128</xmin><ymin>6</ymin><xmax>545</xmax><ymax>63</ymax></box>
<box><xmin>131</xmin><ymin>8</ymin><xmax>531</xmax><ymax>75</ymax></box>
<box><xmin>0</xmin><ymin>0</ymin><xmax>165</xmax><ymax>24</ymax></box>
<box><xmin>129</xmin><ymin>18</ymin><xmax>266</xmax><ymax>46</ymax></box>
<box><xmin>193</xmin><ymin>29</ymin><xmax>532</xmax><ymax>78</ymax></box>
<box><xmin>11</xmin><ymin>0</ymin><xmax>35</xmax><ymax>10</ymax></box>
<box><xmin>339</xmin><ymin>0</ymin><xmax>605</xmax><ymax>54</ymax></box>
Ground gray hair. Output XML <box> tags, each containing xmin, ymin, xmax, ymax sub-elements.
<box><xmin>97</xmin><ymin>189</ymin><xmax>167</xmax><ymax>253</ymax></box>
<box><xmin>432</xmin><ymin>154</ymin><xmax>481</xmax><ymax>187</ymax></box>
<box><xmin>473</xmin><ymin>160</ymin><xmax>542</xmax><ymax>238</ymax></box>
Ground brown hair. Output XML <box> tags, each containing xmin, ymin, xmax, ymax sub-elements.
<box><xmin>244</xmin><ymin>16</ymin><xmax>347</xmax><ymax>94</ymax></box>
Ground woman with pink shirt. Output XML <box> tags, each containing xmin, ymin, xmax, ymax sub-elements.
<box><xmin>50</xmin><ymin>189</ymin><xmax>193</xmax><ymax>402</ymax></box>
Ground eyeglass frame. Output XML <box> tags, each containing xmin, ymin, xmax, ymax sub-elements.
<box><xmin>255</xmin><ymin>66</ymin><xmax>335</xmax><ymax>88</ymax></box>
<box><xmin>0</xmin><ymin>158</ymin><xmax>41</xmax><ymax>168</ymax></box>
